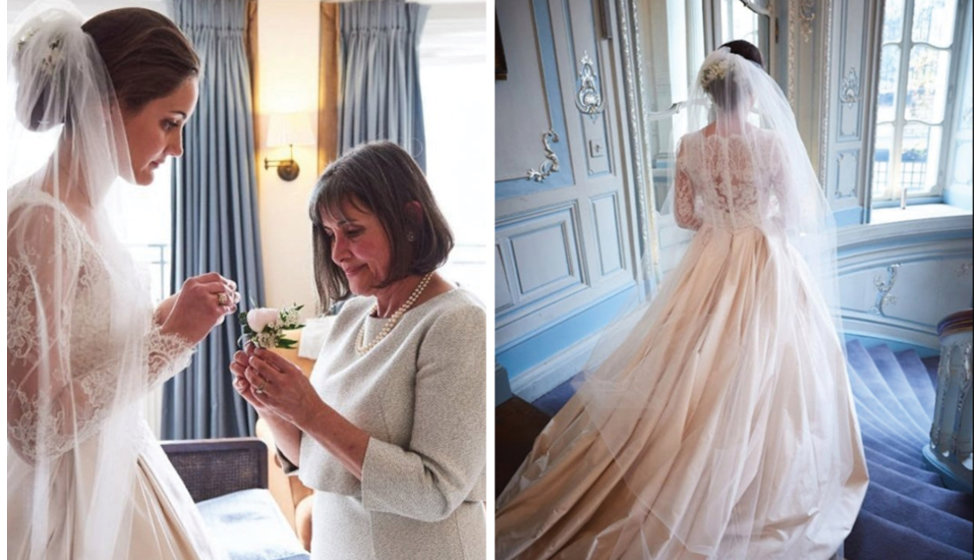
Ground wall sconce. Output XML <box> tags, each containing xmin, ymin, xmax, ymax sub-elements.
<box><xmin>264</xmin><ymin>112</ymin><xmax>316</xmax><ymax>181</ymax></box>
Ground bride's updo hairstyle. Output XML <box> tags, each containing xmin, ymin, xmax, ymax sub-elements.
<box><xmin>699</xmin><ymin>39</ymin><xmax>764</xmax><ymax>113</ymax></box>
<box><xmin>11</xmin><ymin>7</ymin><xmax>198</xmax><ymax>131</ymax></box>
<box><xmin>309</xmin><ymin>141</ymin><xmax>454</xmax><ymax>309</ymax></box>
<box><xmin>82</xmin><ymin>8</ymin><xmax>199</xmax><ymax>114</ymax></box>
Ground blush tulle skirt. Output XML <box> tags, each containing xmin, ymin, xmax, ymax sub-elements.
<box><xmin>496</xmin><ymin>226</ymin><xmax>869</xmax><ymax>559</ymax></box>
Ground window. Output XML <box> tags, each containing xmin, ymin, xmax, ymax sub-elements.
<box><xmin>418</xmin><ymin>2</ymin><xmax>491</xmax><ymax>307</ymax></box>
<box><xmin>716</xmin><ymin>0</ymin><xmax>770</xmax><ymax>66</ymax></box>
<box><xmin>6</xmin><ymin>124</ymin><xmax>174</xmax><ymax>304</ymax></box>
<box><xmin>872</xmin><ymin>0</ymin><xmax>972</xmax><ymax>207</ymax></box>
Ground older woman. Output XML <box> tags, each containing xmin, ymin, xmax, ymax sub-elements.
<box><xmin>230</xmin><ymin>141</ymin><xmax>486</xmax><ymax>559</ymax></box>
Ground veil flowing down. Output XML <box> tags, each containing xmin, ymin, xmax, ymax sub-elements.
<box><xmin>495</xmin><ymin>46</ymin><xmax>868</xmax><ymax>559</ymax></box>
<box><xmin>7</xmin><ymin>4</ymin><xmax>218</xmax><ymax>558</ymax></box>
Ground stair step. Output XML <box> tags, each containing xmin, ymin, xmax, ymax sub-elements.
<box><xmin>893</xmin><ymin>349</ymin><xmax>938</xmax><ymax>417</ymax></box>
<box><xmin>921</xmin><ymin>355</ymin><xmax>941</xmax><ymax>388</ymax></box>
<box><xmin>866</xmin><ymin>460</ymin><xmax>973</xmax><ymax>520</ymax></box>
<box><xmin>844</xmin><ymin>341</ymin><xmax>973</xmax><ymax>560</ymax></box>
<box><xmin>860</xmin><ymin>482</ymin><xmax>974</xmax><ymax>552</ymax></box>
<box><xmin>866</xmin><ymin>345</ymin><xmax>934</xmax><ymax>428</ymax></box>
<box><xmin>847</xmin><ymin>366</ymin><xmax>927</xmax><ymax>449</ymax></box>
<box><xmin>863</xmin><ymin>446</ymin><xmax>944</xmax><ymax>486</ymax></box>
<box><xmin>845</xmin><ymin>510</ymin><xmax>973</xmax><ymax>560</ymax></box>
<box><xmin>846</xmin><ymin>342</ymin><xmax>929</xmax><ymax>442</ymax></box>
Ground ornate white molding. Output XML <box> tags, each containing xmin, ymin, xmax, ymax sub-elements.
<box><xmin>800</xmin><ymin>0</ymin><xmax>817</xmax><ymax>42</ymax></box>
<box><xmin>839</xmin><ymin>66</ymin><xmax>861</xmax><ymax>106</ymax></box>
<box><xmin>616</xmin><ymin>0</ymin><xmax>656</xmax><ymax>290</ymax></box>
<box><xmin>817</xmin><ymin>0</ymin><xmax>835</xmax><ymax>189</ymax></box>
<box><xmin>575</xmin><ymin>52</ymin><xmax>606</xmax><ymax>117</ymax></box>
<box><xmin>526</xmin><ymin>130</ymin><xmax>560</xmax><ymax>182</ymax></box>
<box><xmin>870</xmin><ymin>263</ymin><xmax>901</xmax><ymax>316</ymax></box>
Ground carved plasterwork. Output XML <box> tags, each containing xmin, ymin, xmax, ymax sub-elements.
<box><xmin>870</xmin><ymin>263</ymin><xmax>901</xmax><ymax>316</ymax></box>
<box><xmin>526</xmin><ymin>130</ymin><xmax>560</xmax><ymax>182</ymax></box>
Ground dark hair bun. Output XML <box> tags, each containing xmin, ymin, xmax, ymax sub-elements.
<box><xmin>11</xmin><ymin>18</ymin><xmax>74</xmax><ymax>131</ymax></box>
<box><xmin>720</xmin><ymin>40</ymin><xmax>764</xmax><ymax>68</ymax></box>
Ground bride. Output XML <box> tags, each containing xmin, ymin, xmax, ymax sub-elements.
<box><xmin>496</xmin><ymin>41</ymin><xmax>869</xmax><ymax>559</ymax></box>
<box><xmin>7</xmin><ymin>4</ymin><xmax>238</xmax><ymax>558</ymax></box>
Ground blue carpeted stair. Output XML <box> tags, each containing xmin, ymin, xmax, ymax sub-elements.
<box><xmin>844</xmin><ymin>341</ymin><xmax>973</xmax><ymax>560</ymax></box>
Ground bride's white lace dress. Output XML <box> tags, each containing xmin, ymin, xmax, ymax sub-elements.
<box><xmin>7</xmin><ymin>189</ymin><xmax>221</xmax><ymax>559</ymax></box>
<box><xmin>496</xmin><ymin>128</ymin><xmax>869</xmax><ymax>559</ymax></box>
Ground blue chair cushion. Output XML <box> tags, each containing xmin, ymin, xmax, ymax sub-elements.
<box><xmin>197</xmin><ymin>488</ymin><xmax>309</xmax><ymax>560</ymax></box>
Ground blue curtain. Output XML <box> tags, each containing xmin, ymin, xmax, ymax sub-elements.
<box><xmin>338</xmin><ymin>0</ymin><xmax>429</xmax><ymax>169</ymax></box>
<box><xmin>163</xmin><ymin>0</ymin><xmax>263</xmax><ymax>439</ymax></box>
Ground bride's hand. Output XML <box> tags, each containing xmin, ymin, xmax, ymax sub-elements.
<box><xmin>161</xmin><ymin>272</ymin><xmax>240</xmax><ymax>344</ymax></box>
<box><xmin>153</xmin><ymin>293</ymin><xmax>178</xmax><ymax>325</ymax></box>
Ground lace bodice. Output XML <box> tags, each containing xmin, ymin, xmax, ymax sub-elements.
<box><xmin>674</xmin><ymin>129</ymin><xmax>786</xmax><ymax>231</ymax></box>
<box><xmin>7</xmin><ymin>192</ymin><xmax>194</xmax><ymax>462</ymax></box>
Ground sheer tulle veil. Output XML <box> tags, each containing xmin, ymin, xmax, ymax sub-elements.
<box><xmin>558</xmin><ymin>47</ymin><xmax>851</xmax><ymax>557</ymax></box>
<box><xmin>7</xmin><ymin>2</ymin><xmax>158</xmax><ymax>558</ymax></box>
<box><xmin>580</xmin><ymin>46</ymin><xmax>843</xmax><ymax>404</ymax></box>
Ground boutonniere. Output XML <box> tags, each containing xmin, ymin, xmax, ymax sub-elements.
<box><xmin>239</xmin><ymin>303</ymin><xmax>304</xmax><ymax>349</ymax></box>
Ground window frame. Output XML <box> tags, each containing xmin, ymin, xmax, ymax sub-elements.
<box><xmin>870</xmin><ymin>0</ymin><xmax>973</xmax><ymax>207</ymax></box>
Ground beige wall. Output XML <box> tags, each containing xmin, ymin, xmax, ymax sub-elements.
<box><xmin>255</xmin><ymin>0</ymin><xmax>321</xmax><ymax>317</ymax></box>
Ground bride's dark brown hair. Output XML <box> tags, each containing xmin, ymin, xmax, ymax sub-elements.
<box><xmin>705</xmin><ymin>40</ymin><xmax>765</xmax><ymax>112</ymax></box>
<box><xmin>82</xmin><ymin>8</ymin><xmax>200</xmax><ymax>114</ymax></box>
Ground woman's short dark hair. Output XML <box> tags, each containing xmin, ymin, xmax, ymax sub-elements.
<box><xmin>308</xmin><ymin>141</ymin><xmax>454</xmax><ymax>310</ymax></box>
<box><xmin>705</xmin><ymin>40</ymin><xmax>765</xmax><ymax>112</ymax></box>
<box><xmin>82</xmin><ymin>8</ymin><xmax>200</xmax><ymax>113</ymax></box>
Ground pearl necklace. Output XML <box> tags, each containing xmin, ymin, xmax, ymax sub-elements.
<box><xmin>356</xmin><ymin>272</ymin><xmax>434</xmax><ymax>355</ymax></box>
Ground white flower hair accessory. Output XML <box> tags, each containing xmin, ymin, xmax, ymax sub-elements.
<box><xmin>15</xmin><ymin>26</ymin><xmax>65</xmax><ymax>74</ymax></box>
<box><xmin>697</xmin><ymin>49</ymin><xmax>742</xmax><ymax>90</ymax></box>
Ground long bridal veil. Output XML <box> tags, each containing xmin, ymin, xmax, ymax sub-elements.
<box><xmin>497</xmin><ymin>47</ymin><xmax>865</xmax><ymax>559</ymax></box>
<box><xmin>7</xmin><ymin>4</ymin><xmax>157</xmax><ymax>558</ymax></box>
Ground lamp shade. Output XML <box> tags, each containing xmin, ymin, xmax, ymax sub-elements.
<box><xmin>265</xmin><ymin>112</ymin><xmax>316</xmax><ymax>148</ymax></box>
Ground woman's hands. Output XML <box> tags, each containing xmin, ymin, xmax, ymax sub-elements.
<box><xmin>231</xmin><ymin>344</ymin><xmax>324</xmax><ymax>428</ymax></box>
<box><xmin>232</xmin><ymin>344</ymin><xmax>370</xmax><ymax>479</ymax></box>
<box><xmin>160</xmin><ymin>273</ymin><xmax>240</xmax><ymax>344</ymax></box>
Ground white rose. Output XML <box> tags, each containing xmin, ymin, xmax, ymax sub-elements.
<box><xmin>247</xmin><ymin>308</ymin><xmax>280</xmax><ymax>333</ymax></box>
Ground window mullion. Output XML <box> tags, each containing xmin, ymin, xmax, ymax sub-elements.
<box><xmin>888</xmin><ymin>0</ymin><xmax>916</xmax><ymax>201</ymax></box>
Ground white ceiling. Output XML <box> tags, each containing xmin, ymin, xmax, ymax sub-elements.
<box><xmin>6</xmin><ymin>0</ymin><xmax>486</xmax><ymax>64</ymax></box>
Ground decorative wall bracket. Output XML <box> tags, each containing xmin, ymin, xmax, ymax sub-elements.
<box><xmin>575</xmin><ymin>53</ymin><xmax>606</xmax><ymax>117</ymax></box>
<box><xmin>800</xmin><ymin>0</ymin><xmax>817</xmax><ymax>43</ymax></box>
<box><xmin>839</xmin><ymin>67</ymin><xmax>860</xmax><ymax>107</ymax></box>
<box><xmin>526</xmin><ymin>130</ymin><xmax>560</xmax><ymax>182</ymax></box>
<box><xmin>870</xmin><ymin>263</ymin><xmax>900</xmax><ymax>316</ymax></box>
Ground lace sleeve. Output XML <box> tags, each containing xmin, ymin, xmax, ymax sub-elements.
<box><xmin>7</xmin><ymin>203</ymin><xmax>93</xmax><ymax>462</ymax></box>
<box><xmin>7</xmin><ymin>203</ymin><xmax>194</xmax><ymax>463</ymax></box>
<box><xmin>145</xmin><ymin>324</ymin><xmax>195</xmax><ymax>389</ymax></box>
<box><xmin>674</xmin><ymin>141</ymin><xmax>703</xmax><ymax>230</ymax></box>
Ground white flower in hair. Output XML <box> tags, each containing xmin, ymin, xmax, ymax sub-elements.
<box><xmin>698</xmin><ymin>51</ymin><xmax>737</xmax><ymax>89</ymax></box>
<box><xmin>40</xmin><ymin>39</ymin><xmax>64</xmax><ymax>73</ymax></box>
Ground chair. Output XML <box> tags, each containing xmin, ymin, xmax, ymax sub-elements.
<box><xmin>161</xmin><ymin>437</ymin><xmax>309</xmax><ymax>559</ymax></box>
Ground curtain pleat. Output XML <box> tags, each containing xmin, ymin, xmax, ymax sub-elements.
<box><xmin>164</xmin><ymin>0</ymin><xmax>264</xmax><ymax>439</ymax></box>
<box><xmin>338</xmin><ymin>0</ymin><xmax>428</xmax><ymax>170</ymax></box>
<box><xmin>318</xmin><ymin>2</ymin><xmax>340</xmax><ymax>174</ymax></box>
